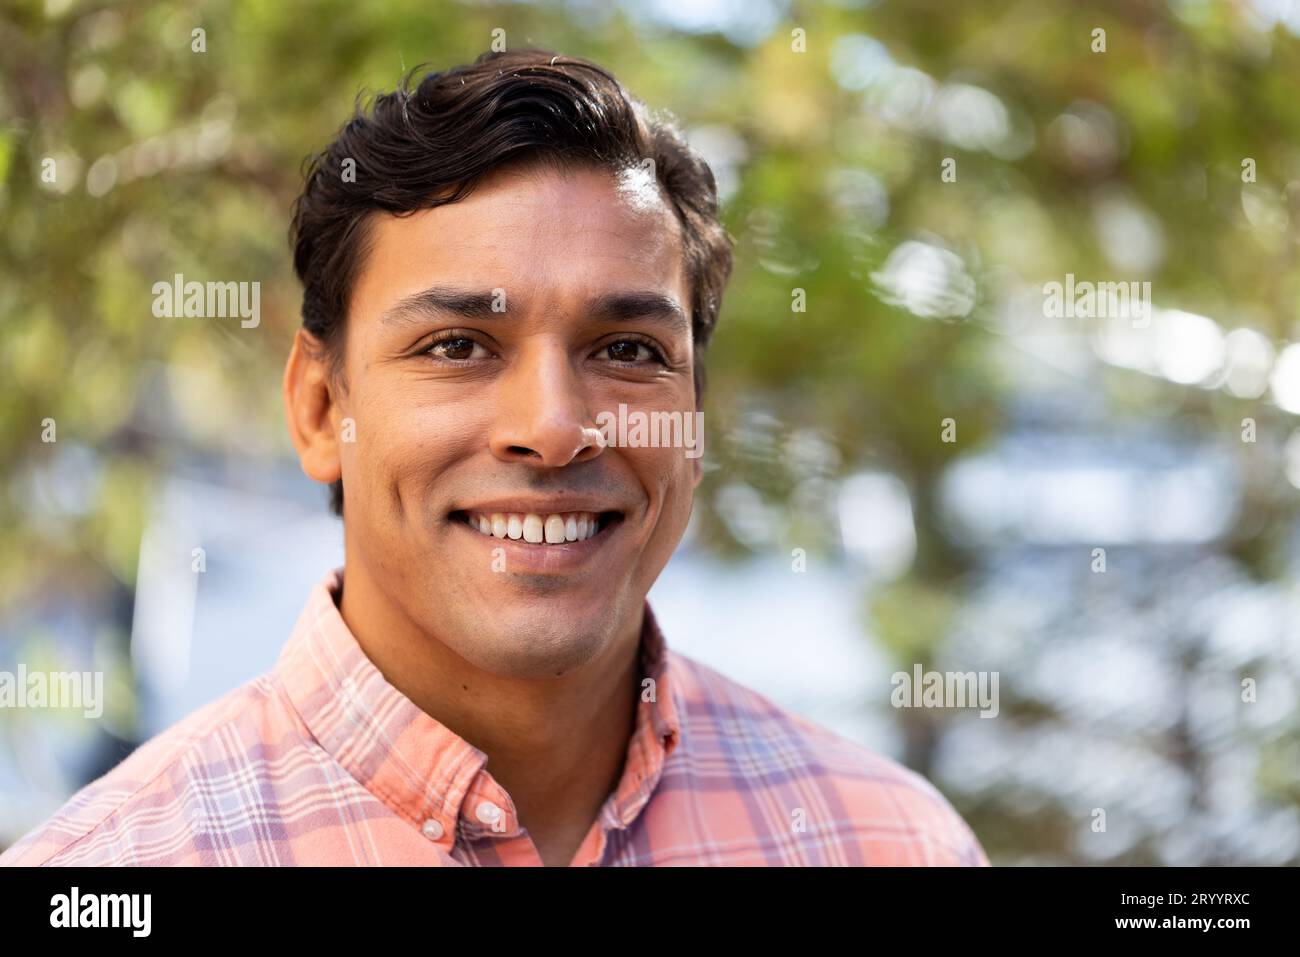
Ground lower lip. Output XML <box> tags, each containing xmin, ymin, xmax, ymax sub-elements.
<box><xmin>450</xmin><ymin>516</ymin><xmax>621</xmax><ymax>573</ymax></box>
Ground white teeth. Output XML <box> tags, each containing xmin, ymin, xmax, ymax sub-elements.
<box><xmin>544</xmin><ymin>515</ymin><xmax>566</xmax><ymax>544</ymax></box>
<box><xmin>464</xmin><ymin>511</ymin><xmax>606</xmax><ymax>544</ymax></box>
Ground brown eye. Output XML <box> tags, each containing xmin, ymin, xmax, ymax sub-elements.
<box><xmin>607</xmin><ymin>341</ymin><xmax>642</xmax><ymax>362</ymax></box>
<box><xmin>429</xmin><ymin>337</ymin><xmax>479</xmax><ymax>360</ymax></box>
<box><xmin>605</xmin><ymin>339</ymin><xmax>664</xmax><ymax>363</ymax></box>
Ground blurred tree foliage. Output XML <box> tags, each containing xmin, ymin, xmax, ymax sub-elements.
<box><xmin>4</xmin><ymin>0</ymin><xmax>1300</xmax><ymax>863</ymax></box>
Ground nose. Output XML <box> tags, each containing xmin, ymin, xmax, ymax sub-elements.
<box><xmin>488</xmin><ymin>341</ymin><xmax>604</xmax><ymax>468</ymax></box>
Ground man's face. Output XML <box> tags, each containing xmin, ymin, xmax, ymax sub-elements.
<box><xmin>333</xmin><ymin>164</ymin><xmax>700</xmax><ymax>678</ymax></box>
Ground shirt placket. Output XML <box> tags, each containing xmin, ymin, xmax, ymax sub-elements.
<box><xmin>453</xmin><ymin>769</ymin><xmax>545</xmax><ymax>865</ymax></box>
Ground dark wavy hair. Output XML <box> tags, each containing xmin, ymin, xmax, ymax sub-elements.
<box><xmin>288</xmin><ymin>48</ymin><xmax>733</xmax><ymax>517</ymax></box>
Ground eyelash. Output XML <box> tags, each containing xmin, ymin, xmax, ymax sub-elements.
<box><xmin>421</xmin><ymin>332</ymin><xmax>668</xmax><ymax>366</ymax></box>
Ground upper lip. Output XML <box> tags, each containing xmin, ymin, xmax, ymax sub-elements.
<box><xmin>451</xmin><ymin>497</ymin><xmax>625</xmax><ymax>516</ymax></box>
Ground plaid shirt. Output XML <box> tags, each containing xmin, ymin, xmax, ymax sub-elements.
<box><xmin>1</xmin><ymin>568</ymin><xmax>989</xmax><ymax>867</ymax></box>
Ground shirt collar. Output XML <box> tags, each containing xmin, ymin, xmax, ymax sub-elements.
<box><xmin>276</xmin><ymin>567</ymin><xmax>682</xmax><ymax>841</ymax></box>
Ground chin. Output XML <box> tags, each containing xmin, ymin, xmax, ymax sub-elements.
<box><xmin>450</xmin><ymin>606</ymin><xmax>617</xmax><ymax>679</ymax></box>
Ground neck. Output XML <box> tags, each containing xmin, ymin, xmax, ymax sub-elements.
<box><xmin>336</xmin><ymin>563</ymin><xmax>643</xmax><ymax>865</ymax></box>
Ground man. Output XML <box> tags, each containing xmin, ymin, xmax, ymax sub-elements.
<box><xmin>2</xmin><ymin>49</ymin><xmax>988</xmax><ymax>867</ymax></box>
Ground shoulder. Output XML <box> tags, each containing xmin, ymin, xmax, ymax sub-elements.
<box><xmin>664</xmin><ymin>651</ymin><xmax>989</xmax><ymax>866</ymax></box>
<box><xmin>0</xmin><ymin>673</ymin><xmax>298</xmax><ymax>866</ymax></box>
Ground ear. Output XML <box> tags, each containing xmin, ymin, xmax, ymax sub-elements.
<box><xmin>283</xmin><ymin>329</ymin><xmax>343</xmax><ymax>486</ymax></box>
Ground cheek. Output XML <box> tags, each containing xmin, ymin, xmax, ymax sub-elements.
<box><xmin>635</xmin><ymin>446</ymin><xmax>697</xmax><ymax>531</ymax></box>
<box><xmin>344</xmin><ymin>388</ymin><xmax>480</xmax><ymax>514</ymax></box>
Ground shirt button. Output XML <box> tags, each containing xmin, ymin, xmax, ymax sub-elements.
<box><xmin>476</xmin><ymin>801</ymin><xmax>503</xmax><ymax>825</ymax></box>
<box><xmin>421</xmin><ymin>819</ymin><xmax>444</xmax><ymax>841</ymax></box>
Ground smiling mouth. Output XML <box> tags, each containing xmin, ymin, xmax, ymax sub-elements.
<box><xmin>449</xmin><ymin>510</ymin><xmax>623</xmax><ymax>545</ymax></box>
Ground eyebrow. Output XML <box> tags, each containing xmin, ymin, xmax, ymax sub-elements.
<box><xmin>380</xmin><ymin>285</ymin><xmax>690</xmax><ymax>334</ymax></box>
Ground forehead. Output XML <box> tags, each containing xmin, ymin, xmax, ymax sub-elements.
<box><xmin>349</xmin><ymin>163</ymin><xmax>688</xmax><ymax>326</ymax></box>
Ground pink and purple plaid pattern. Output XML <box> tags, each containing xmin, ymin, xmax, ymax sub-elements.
<box><xmin>1</xmin><ymin>569</ymin><xmax>989</xmax><ymax>866</ymax></box>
